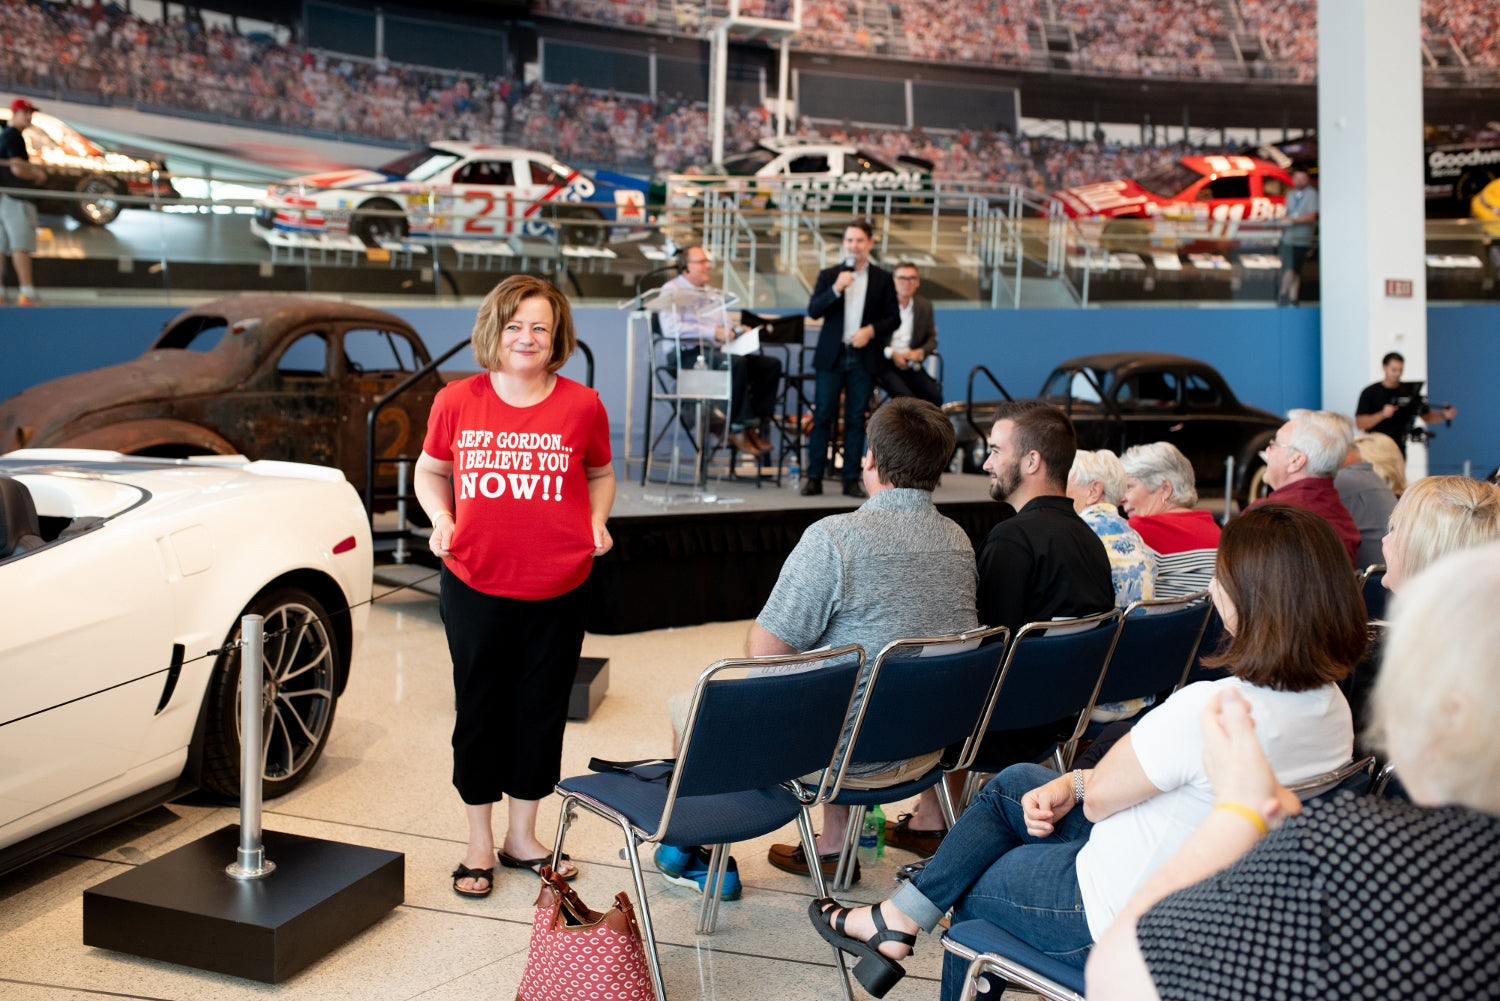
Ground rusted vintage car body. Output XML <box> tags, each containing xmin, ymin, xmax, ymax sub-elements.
<box><xmin>0</xmin><ymin>296</ymin><xmax>445</xmax><ymax>496</ymax></box>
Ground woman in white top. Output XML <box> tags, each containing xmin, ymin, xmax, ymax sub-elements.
<box><xmin>809</xmin><ymin>504</ymin><xmax>1360</xmax><ymax>999</ymax></box>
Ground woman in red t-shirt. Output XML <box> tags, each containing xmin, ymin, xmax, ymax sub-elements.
<box><xmin>1120</xmin><ymin>442</ymin><xmax>1221</xmax><ymax>599</ymax></box>
<box><xmin>415</xmin><ymin>275</ymin><xmax>615</xmax><ymax>897</ymax></box>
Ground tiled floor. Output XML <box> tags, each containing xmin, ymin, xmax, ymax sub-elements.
<box><xmin>0</xmin><ymin>581</ymin><xmax>1032</xmax><ymax>1001</ymax></box>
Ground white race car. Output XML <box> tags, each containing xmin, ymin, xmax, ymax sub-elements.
<box><xmin>251</xmin><ymin>141</ymin><xmax>647</xmax><ymax>248</ymax></box>
<box><xmin>0</xmin><ymin>450</ymin><xmax>373</xmax><ymax>873</ymax></box>
<box><xmin>656</xmin><ymin>137</ymin><xmax>933</xmax><ymax>211</ymax></box>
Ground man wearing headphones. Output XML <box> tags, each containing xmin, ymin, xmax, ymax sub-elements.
<box><xmin>657</xmin><ymin>245</ymin><xmax>782</xmax><ymax>455</ymax></box>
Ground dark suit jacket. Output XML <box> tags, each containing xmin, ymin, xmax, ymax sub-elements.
<box><xmin>807</xmin><ymin>261</ymin><xmax>900</xmax><ymax>374</ymax></box>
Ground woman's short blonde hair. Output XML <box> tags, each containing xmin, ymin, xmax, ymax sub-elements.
<box><xmin>1371</xmin><ymin>540</ymin><xmax>1500</xmax><ymax>813</ymax></box>
<box><xmin>1386</xmin><ymin>475</ymin><xmax>1500</xmax><ymax>584</ymax></box>
<box><xmin>1068</xmin><ymin>449</ymin><xmax>1127</xmax><ymax>507</ymax></box>
<box><xmin>1355</xmin><ymin>432</ymin><xmax>1407</xmax><ymax>497</ymax></box>
<box><xmin>471</xmin><ymin>275</ymin><xmax>577</xmax><ymax>373</ymax></box>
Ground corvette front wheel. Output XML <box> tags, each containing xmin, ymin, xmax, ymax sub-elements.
<box><xmin>200</xmin><ymin>586</ymin><xmax>341</xmax><ymax>799</ymax></box>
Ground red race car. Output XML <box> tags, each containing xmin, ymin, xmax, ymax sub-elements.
<box><xmin>1054</xmin><ymin>155</ymin><xmax>1294</xmax><ymax>249</ymax></box>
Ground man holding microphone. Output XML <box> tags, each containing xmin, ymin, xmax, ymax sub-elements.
<box><xmin>803</xmin><ymin>221</ymin><xmax>899</xmax><ymax>498</ymax></box>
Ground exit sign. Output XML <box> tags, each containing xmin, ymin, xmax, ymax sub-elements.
<box><xmin>1385</xmin><ymin>279</ymin><xmax>1414</xmax><ymax>298</ymax></box>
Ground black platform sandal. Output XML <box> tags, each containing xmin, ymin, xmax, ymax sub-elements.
<box><xmin>807</xmin><ymin>898</ymin><xmax>916</xmax><ymax>999</ymax></box>
<box><xmin>451</xmin><ymin>863</ymin><xmax>494</xmax><ymax>898</ymax></box>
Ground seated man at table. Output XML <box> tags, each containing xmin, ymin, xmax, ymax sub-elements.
<box><xmin>657</xmin><ymin>245</ymin><xmax>782</xmax><ymax>455</ymax></box>
<box><xmin>877</xmin><ymin>262</ymin><xmax>943</xmax><ymax>407</ymax></box>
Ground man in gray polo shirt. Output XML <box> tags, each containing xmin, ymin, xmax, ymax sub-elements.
<box><xmin>755</xmin><ymin>397</ymin><xmax>978</xmax><ymax>880</ymax></box>
<box><xmin>657</xmin><ymin>398</ymin><xmax>978</xmax><ymax>894</ymax></box>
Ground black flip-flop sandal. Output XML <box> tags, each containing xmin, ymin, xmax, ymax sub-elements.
<box><xmin>451</xmin><ymin>863</ymin><xmax>494</xmax><ymax>898</ymax></box>
<box><xmin>498</xmin><ymin>850</ymin><xmax>578</xmax><ymax>881</ymax></box>
<box><xmin>807</xmin><ymin>897</ymin><xmax>916</xmax><ymax>998</ymax></box>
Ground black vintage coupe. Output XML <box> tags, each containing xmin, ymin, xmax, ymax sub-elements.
<box><xmin>947</xmin><ymin>352</ymin><xmax>1283</xmax><ymax>505</ymax></box>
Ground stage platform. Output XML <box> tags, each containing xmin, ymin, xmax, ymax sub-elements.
<box><xmin>375</xmin><ymin>470</ymin><xmax>1007</xmax><ymax>635</ymax></box>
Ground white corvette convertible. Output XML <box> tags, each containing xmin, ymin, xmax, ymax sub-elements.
<box><xmin>0</xmin><ymin>450</ymin><xmax>373</xmax><ymax>873</ymax></box>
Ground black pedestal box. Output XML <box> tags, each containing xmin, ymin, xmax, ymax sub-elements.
<box><xmin>83</xmin><ymin>825</ymin><xmax>404</xmax><ymax>983</ymax></box>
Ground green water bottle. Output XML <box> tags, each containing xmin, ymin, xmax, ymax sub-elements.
<box><xmin>873</xmin><ymin>803</ymin><xmax>886</xmax><ymax>858</ymax></box>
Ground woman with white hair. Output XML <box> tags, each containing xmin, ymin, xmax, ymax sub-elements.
<box><xmin>1120</xmin><ymin>442</ymin><xmax>1219</xmax><ymax>598</ymax></box>
<box><xmin>1354</xmin><ymin>431</ymin><xmax>1406</xmax><ymax>498</ymax></box>
<box><xmin>1067</xmin><ymin>449</ymin><xmax>1155</xmax><ymax>608</ymax></box>
<box><xmin>1085</xmin><ymin>539</ymin><xmax>1500</xmax><ymax>1001</ymax></box>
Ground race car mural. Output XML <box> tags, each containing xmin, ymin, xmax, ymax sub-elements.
<box><xmin>653</xmin><ymin>137</ymin><xmax>933</xmax><ymax>212</ymax></box>
<box><xmin>1053</xmin><ymin>155</ymin><xmax>1292</xmax><ymax>250</ymax></box>
<box><xmin>251</xmin><ymin>142</ymin><xmax>648</xmax><ymax>247</ymax></box>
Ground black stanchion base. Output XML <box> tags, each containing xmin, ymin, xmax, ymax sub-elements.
<box><xmin>569</xmin><ymin>656</ymin><xmax>610</xmax><ymax>720</ymax></box>
<box><xmin>82</xmin><ymin>825</ymin><xmax>404</xmax><ymax>983</ymax></box>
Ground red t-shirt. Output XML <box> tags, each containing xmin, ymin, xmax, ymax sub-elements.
<box><xmin>1129</xmin><ymin>509</ymin><xmax>1223</xmax><ymax>554</ymax></box>
<box><xmin>423</xmin><ymin>373</ymin><xmax>612</xmax><ymax>599</ymax></box>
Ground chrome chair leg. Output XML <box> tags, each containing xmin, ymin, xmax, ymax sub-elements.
<box><xmin>800</xmin><ymin>807</ymin><xmax>855</xmax><ymax>1001</ymax></box>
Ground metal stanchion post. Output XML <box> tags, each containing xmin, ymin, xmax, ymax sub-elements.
<box><xmin>1223</xmin><ymin>455</ymin><xmax>1235</xmax><ymax>524</ymax></box>
<box><xmin>394</xmin><ymin>460</ymin><xmax>410</xmax><ymax>564</ymax></box>
<box><xmin>227</xmin><ymin>613</ymin><xmax>276</xmax><ymax>880</ymax></box>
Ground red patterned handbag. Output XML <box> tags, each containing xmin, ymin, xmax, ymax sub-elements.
<box><xmin>515</xmin><ymin>865</ymin><xmax>656</xmax><ymax>1001</ymax></box>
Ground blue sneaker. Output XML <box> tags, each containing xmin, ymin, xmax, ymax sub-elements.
<box><xmin>653</xmin><ymin>844</ymin><xmax>742</xmax><ymax>900</ymax></box>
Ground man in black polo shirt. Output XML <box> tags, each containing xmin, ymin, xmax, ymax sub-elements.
<box><xmin>885</xmin><ymin>398</ymin><xmax>1113</xmax><ymax>855</ymax></box>
<box><xmin>1355</xmin><ymin>351</ymin><xmax>1457</xmax><ymax>456</ymax></box>
<box><xmin>975</xmin><ymin>399</ymin><xmax>1114</xmax><ymax>634</ymax></box>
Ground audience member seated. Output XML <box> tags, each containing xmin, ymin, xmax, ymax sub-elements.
<box><xmin>1067</xmin><ymin>448</ymin><xmax>1157</xmax><ymax>721</ymax></box>
<box><xmin>808</xmin><ymin>505</ymin><xmax>1359</xmax><ymax>999</ymax></box>
<box><xmin>1337</xmin><ymin>473</ymin><xmax>1500</xmax><ymax>732</ymax></box>
<box><xmin>1333</xmin><ymin>414</ymin><xmax>1398</xmax><ymax>569</ymax></box>
<box><xmin>1380</xmin><ymin>474</ymin><xmax>1500</xmax><ymax>595</ymax></box>
<box><xmin>657</xmin><ymin>399</ymin><xmax>978</xmax><ymax>894</ymax></box>
<box><xmin>1067</xmin><ymin>448</ymin><xmax>1156</xmax><ymax>609</ymax></box>
<box><xmin>1354</xmin><ymin>431</ymin><xmax>1407</xmax><ymax>498</ymax></box>
<box><xmin>1086</xmin><ymin>539</ymin><xmax>1500</xmax><ymax>1001</ymax></box>
<box><xmin>1244</xmin><ymin>409</ymin><xmax>1361</xmax><ymax>565</ymax></box>
<box><xmin>1119</xmin><ymin>442</ymin><xmax>1219</xmax><ymax>598</ymax></box>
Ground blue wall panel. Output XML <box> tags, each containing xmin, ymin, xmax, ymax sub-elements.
<box><xmin>0</xmin><ymin>303</ymin><xmax>1489</xmax><ymax>477</ymax></box>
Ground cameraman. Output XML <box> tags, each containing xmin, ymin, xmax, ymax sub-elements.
<box><xmin>1355</xmin><ymin>351</ymin><xmax>1457</xmax><ymax>456</ymax></box>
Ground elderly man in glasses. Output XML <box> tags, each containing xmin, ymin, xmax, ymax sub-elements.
<box><xmin>1244</xmin><ymin>408</ymin><xmax>1360</xmax><ymax>565</ymax></box>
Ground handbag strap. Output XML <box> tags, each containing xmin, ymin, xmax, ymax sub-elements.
<box><xmin>588</xmin><ymin>756</ymin><xmax>676</xmax><ymax>782</ymax></box>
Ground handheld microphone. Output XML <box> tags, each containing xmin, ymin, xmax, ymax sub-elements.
<box><xmin>841</xmin><ymin>255</ymin><xmax>856</xmax><ymax>271</ymax></box>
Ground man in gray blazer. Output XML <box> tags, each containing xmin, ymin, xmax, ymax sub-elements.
<box><xmin>878</xmin><ymin>262</ymin><xmax>943</xmax><ymax>407</ymax></box>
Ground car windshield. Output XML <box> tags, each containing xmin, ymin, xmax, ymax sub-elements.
<box><xmin>1134</xmin><ymin>161</ymin><xmax>1204</xmax><ymax>198</ymax></box>
<box><xmin>1041</xmin><ymin>367</ymin><xmax>1114</xmax><ymax>402</ymax></box>
<box><xmin>850</xmin><ymin>152</ymin><xmax>897</xmax><ymax>173</ymax></box>
<box><xmin>376</xmin><ymin>148</ymin><xmax>462</xmax><ymax>181</ymax></box>
<box><xmin>722</xmin><ymin>149</ymin><xmax>776</xmax><ymax>175</ymax></box>
<box><xmin>153</xmin><ymin>315</ymin><xmax>229</xmax><ymax>352</ymax></box>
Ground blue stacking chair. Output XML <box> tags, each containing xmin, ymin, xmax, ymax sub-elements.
<box><xmin>825</xmin><ymin>625</ymin><xmax>1012</xmax><ymax>892</ymax></box>
<box><xmin>1076</xmin><ymin>592</ymin><xmax>1212</xmax><ymax>751</ymax></box>
<box><xmin>552</xmin><ymin>644</ymin><xmax>867</xmax><ymax>1001</ymax></box>
<box><xmin>958</xmin><ymin>609</ymin><xmax>1123</xmax><ymax>807</ymax></box>
<box><xmin>945</xmin><ymin>923</ymin><xmax>1086</xmax><ymax>1000</ymax></box>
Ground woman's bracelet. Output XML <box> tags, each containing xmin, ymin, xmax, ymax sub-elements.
<box><xmin>1213</xmin><ymin>801</ymin><xmax>1269</xmax><ymax>837</ymax></box>
<box><xmin>1073</xmin><ymin>769</ymin><xmax>1085</xmax><ymax>805</ymax></box>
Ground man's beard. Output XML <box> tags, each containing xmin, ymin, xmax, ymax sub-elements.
<box><xmin>989</xmin><ymin>459</ymin><xmax>1020</xmax><ymax>503</ymax></box>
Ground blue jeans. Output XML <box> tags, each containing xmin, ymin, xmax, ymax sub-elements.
<box><xmin>890</xmin><ymin>762</ymin><xmax>1095</xmax><ymax>988</ymax></box>
<box><xmin>807</xmin><ymin>347</ymin><xmax>872</xmax><ymax>481</ymax></box>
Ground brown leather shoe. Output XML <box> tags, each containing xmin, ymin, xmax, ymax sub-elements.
<box><xmin>728</xmin><ymin>430</ymin><xmax>756</xmax><ymax>454</ymax></box>
<box><xmin>883</xmin><ymin>813</ymin><xmax>947</xmax><ymax>857</ymax></box>
<box><xmin>745</xmin><ymin>428</ymin><xmax>774</xmax><ymax>454</ymax></box>
<box><xmin>766</xmin><ymin>842</ymin><xmax>860</xmax><ymax>883</ymax></box>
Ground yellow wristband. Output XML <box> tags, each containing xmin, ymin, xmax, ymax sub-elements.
<box><xmin>1213</xmin><ymin>801</ymin><xmax>1269</xmax><ymax>837</ymax></box>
